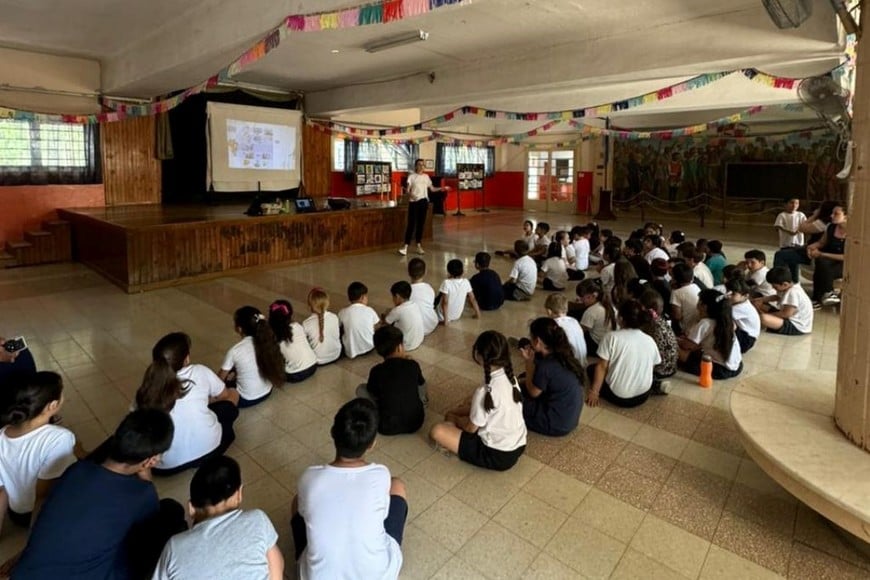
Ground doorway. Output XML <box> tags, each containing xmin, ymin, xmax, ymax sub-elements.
<box><xmin>525</xmin><ymin>149</ymin><xmax>576</xmax><ymax>213</ymax></box>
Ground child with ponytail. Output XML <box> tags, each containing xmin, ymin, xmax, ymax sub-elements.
<box><xmin>302</xmin><ymin>288</ymin><xmax>342</xmax><ymax>365</ymax></box>
<box><xmin>678</xmin><ymin>289</ymin><xmax>743</xmax><ymax>379</ymax></box>
<box><xmin>429</xmin><ymin>331</ymin><xmax>526</xmax><ymax>471</ymax></box>
<box><xmin>577</xmin><ymin>278</ymin><xmax>617</xmax><ymax>357</ymax></box>
<box><xmin>220</xmin><ymin>306</ymin><xmax>286</xmax><ymax>408</ymax></box>
<box><xmin>0</xmin><ymin>371</ymin><xmax>78</xmax><ymax>534</ymax></box>
<box><xmin>639</xmin><ymin>289</ymin><xmax>678</xmax><ymax>394</ymax></box>
<box><xmin>269</xmin><ymin>300</ymin><xmax>318</xmax><ymax>383</ymax></box>
<box><xmin>138</xmin><ymin>332</ymin><xmax>240</xmax><ymax>475</ymax></box>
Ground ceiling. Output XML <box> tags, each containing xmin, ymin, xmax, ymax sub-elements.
<box><xmin>0</xmin><ymin>0</ymin><xmax>845</xmax><ymax>122</ymax></box>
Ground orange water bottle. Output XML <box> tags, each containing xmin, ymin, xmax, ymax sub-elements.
<box><xmin>699</xmin><ymin>354</ymin><xmax>713</xmax><ymax>388</ymax></box>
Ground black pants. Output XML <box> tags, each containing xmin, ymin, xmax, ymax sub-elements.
<box><xmin>812</xmin><ymin>257</ymin><xmax>843</xmax><ymax>301</ymax></box>
<box><xmin>0</xmin><ymin>347</ymin><xmax>37</xmax><ymax>388</ymax></box>
<box><xmin>773</xmin><ymin>246</ymin><xmax>810</xmax><ymax>284</ymax></box>
<box><xmin>502</xmin><ymin>282</ymin><xmax>531</xmax><ymax>301</ymax></box>
<box><xmin>404</xmin><ymin>199</ymin><xmax>429</xmax><ymax>245</ymax></box>
<box><xmin>586</xmin><ymin>366</ymin><xmax>650</xmax><ymax>408</ymax></box>
<box><xmin>127</xmin><ymin>498</ymin><xmax>188</xmax><ymax>579</ymax></box>
<box><xmin>152</xmin><ymin>401</ymin><xmax>239</xmax><ymax>476</ymax></box>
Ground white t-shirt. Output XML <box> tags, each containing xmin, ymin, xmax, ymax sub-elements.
<box><xmin>338</xmin><ymin>303</ymin><xmax>380</xmax><ymax>359</ymax></box>
<box><xmin>509</xmin><ymin>255</ymin><xmax>537</xmax><ymax>295</ymax></box>
<box><xmin>154</xmin><ymin>509</ymin><xmax>278</xmax><ymax>580</ymax></box>
<box><xmin>694</xmin><ymin>263</ymin><xmax>714</xmax><ymax>289</ymax></box>
<box><xmin>410</xmin><ymin>282</ymin><xmax>438</xmax><ymax>335</ymax></box>
<box><xmin>221</xmin><ymin>337</ymin><xmax>273</xmax><ymax>401</ymax></box>
<box><xmin>541</xmin><ymin>257</ymin><xmax>568</xmax><ymax>290</ymax></box>
<box><xmin>385</xmin><ymin>301</ymin><xmax>424</xmax><ymax>351</ymax></box>
<box><xmin>746</xmin><ymin>266</ymin><xmax>776</xmax><ymax>297</ymax></box>
<box><xmin>159</xmin><ymin>364</ymin><xmax>226</xmax><ymax>469</ymax></box>
<box><xmin>0</xmin><ymin>424</ymin><xmax>76</xmax><ymax>513</ymax></box>
<box><xmin>523</xmin><ymin>233</ymin><xmax>538</xmax><ymax>251</ymax></box>
<box><xmin>600</xmin><ymin>263</ymin><xmax>616</xmax><ymax>296</ymax></box>
<box><xmin>731</xmin><ymin>300</ymin><xmax>761</xmax><ymax>339</ymax></box>
<box><xmin>581</xmin><ymin>302</ymin><xmax>613</xmax><ymax>344</ymax></box>
<box><xmin>298</xmin><ymin>464</ymin><xmax>402</xmax><ymax>580</ymax></box>
<box><xmin>686</xmin><ymin>319</ymin><xmax>742</xmax><ymax>370</ymax></box>
<box><xmin>555</xmin><ymin>315</ymin><xmax>587</xmax><ymax>366</ymax></box>
<box><xmin>671</xmin><ymin>284</ymin><xmax>701</xmax><ymax>331</ymax></box>
<box><xmin>303</xmin><ymin>312</ymin><xmax>342</xmax><ymax>364</ymax></box>
<box><xmin>406</xmin><ymin>172</ymin><xmax>432</xmax><ymax>202</ymax></box>
<box><xmin>438</xmin><ymin>277</ymin><xmax>473</xmax><ymax>322</ymax></box>
<box><xmin>597</xmin><ymin>329</ymin><xmax>661</xmax><ymax>399</ymax></box>
<box><xmin>469</xmin><ymin>369</ymin><xmax>527</xmax><ymax>452</ymax></box>
<box><xmin>278</xmin><ymin>323</ymin><xmax>318</xmax><ymax>374</ymax></box>
<box><xmin>644</xmin><ymin>247</ymin><xmax>670</xmax><ymax>264</ymax></box>
<box><xmin>774</xmin><ymin>211</ymin><xmax>807</xmax><ymax>247</ymax></box>
<box><xmin>779</xmin><ymin>285</ymin><xmax>814</xmax><ymax>333</ymax></box>
<box><xmin>571</xmin><ymin>239</ymin><xmax>590</xmax><ymax>270</ymax></box>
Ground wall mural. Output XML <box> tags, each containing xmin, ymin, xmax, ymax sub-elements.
<box><xmin>612</xmin><ymin>130</ymin><xmax>845</xmax><ymax>205</ymax></box>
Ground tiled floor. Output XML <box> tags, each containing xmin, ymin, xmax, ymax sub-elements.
<box><xmin>1</xmin><ymin>209</ymin><xmax>868</xmax><ymax>579</ymax></box>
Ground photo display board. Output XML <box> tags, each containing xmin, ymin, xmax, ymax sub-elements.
<box><xmin>354</xmin><ymin>161</ymin><xmax>392</xmax><ymax>196</ymax></box>
<box><xmin>456</xmin><ymin>163</ymin><xmax>485</xmax><ymax>191</ymax></box>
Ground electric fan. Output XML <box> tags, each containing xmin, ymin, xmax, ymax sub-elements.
<box><xmin>762</xmin><ymin>0</ymin><xmax>813</xmax><ymax>28</ymax></box>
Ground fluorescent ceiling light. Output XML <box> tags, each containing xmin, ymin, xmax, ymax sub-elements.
<box><xmin>365</xmin><ymin>30</ymin><xmax>429</xmax><ymax>53</ymax></box>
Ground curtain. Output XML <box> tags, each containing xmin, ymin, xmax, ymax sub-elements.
<box><xmin>0</xmin><ymin>121</ymin><xmax>101</xmax><ymax>185</ymax></box>
<box><xmin>343</xmin><ymin>141</ymin><xmax>419</xmax><ymax>175</ymax></box>
<box><xmin>435</xmin><ymin>144</ymin><xmax>495</xmax><ymax>177</ymax></box>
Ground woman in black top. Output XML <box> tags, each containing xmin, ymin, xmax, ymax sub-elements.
<box><xmin>807</xmin><ymin>204</ymin><xmax>847</xmax><ymax>303</ymax></box>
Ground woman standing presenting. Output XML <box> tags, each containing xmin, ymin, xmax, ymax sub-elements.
<box><xmin>399</xmin><ymin>159</ymin><xmax>446</xmax><ymax>256</ymax></box>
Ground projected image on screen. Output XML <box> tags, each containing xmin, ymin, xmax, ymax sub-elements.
<box><xmin>227</xmin><ymin>120</ymin><xmax>296</xmax><ymax>170</ymax></box>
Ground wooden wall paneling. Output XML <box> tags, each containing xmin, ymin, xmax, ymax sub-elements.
<box><xmin>101</xmin><ymin>117</ymin><xmax>162</xmax><ymax>206</ymax></box>
<box><xmin>302</xmin><ymin>122</ymin><xmax>332</xmax><ymax>197</ymax></box>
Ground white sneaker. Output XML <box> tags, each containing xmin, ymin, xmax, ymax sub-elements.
<box><xmin>398</xmin><ymin>245</ymin><xmax>408</xmax><ymax>256</ymax></box>
<box><xmin>416</xmin><ymin>244</ymin><xmax>425</xmax><ymax>255</ymax></box>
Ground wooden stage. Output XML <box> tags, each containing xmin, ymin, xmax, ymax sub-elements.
<box><xmin>58</xmin><ymin>203</ymin><xmax>431</xmax><ymax>293</ymax></box>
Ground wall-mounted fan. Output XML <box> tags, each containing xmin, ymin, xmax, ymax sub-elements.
<box><xmin>799</xmin><ymin>75</ymin><xmax>852</xmax><ymax>162</ymax></box>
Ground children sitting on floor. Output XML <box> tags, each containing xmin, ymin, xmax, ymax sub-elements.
<box><xmin>437</xmin><ymin>259</ymin><xmax>481</xmax><ymax>325</ymax></box>
<box><xmin>752</xmin><ymin>266</ymin><xmax>814</xmax><ymax>335</ymax></box>
<box><xmin>270</xmin><ymin>300</ymin><xmax>319</xmax><ymax>383</ymax></box>
<box><xmin>291</xmin><ymin>399</ymin><xmax>407</xmax><ymax>580</ymax></box>
<box><xmin>13</xmin><ymin>410</ymin><xmax>188</xmax><ymax>580</ymax></box>
<box><xmin>678</xmin><ymin>290</ymin><xmax>743</xmax><ymax>380</ymax></box>
<box><xmin>577</xmin><ymin>278</ymin><xmax>618</xmax><ymax>357</ymax></box>
<box><xmin>568</xmin><ymin>225</ymin><xmax>591</xmax><ymax>277</ymax></box>
<box><xmin>669</xmin><ymin>263</ymin><xmax>702</xmax><ymax>336</ymax></box>
<box><xmin>742</xmin><ymin>250</ymin><xmax>775</xmax><ymax>298</ymax></box>
<box><xmin>540</xmin><ymin>241</ymin><xmax>569</xmax><ymax>291</ymax></box>
<box><xmin>496</xmin><ymin>220</ymin><xmax>536</xmax><ymax>259</ymax></box>
<box><xmin>303</xmin><ymin>288</ymin><xmax>343</xmax><ymax>365</ymax></box>
<box><xmin>726</xmin><ymin>278</ymin><xmax>760</xmax><ymax>353</ymax></box>
<box><xmin>337</xmin><ymin>282</ymin><xmax>381</xmax><ymax>359</ymax></box>
<box><xmin>0</xmin><ymin>372</ymin><xmax>78</xmax><ymax>537</ymax></box>
<box><xmin>705</xmin><ymin>240</ymin><xmax>727</xmax><ymax>285</ymax></box>
<box><xmin>527</xmin><ymin>222</ymin><xmax>552</xmax><ymax>264</ymax></box>
<box><xmin>383</xmin><ymin>281</ymin><xmax>424</xmax><ymax>352</ymax></box>
<box><xmin>407</xmin><ymin>259</ymin><xmax>439</xmax><ymax>336</ymax></box>
<box><xmin>545</xmin><ymin>293</ymin><xmax>587</xmax><ymax>367</ymax></box>
<box><xmin>219</xmin><ymin>306</ymin><xmax>286</xmax><ymax>408</ymax></box>
<box><xmin>643</xmin><ymin>234</ymin><xmax>670</xmax><ymax>264</ymax></box>
<box><xmin>430</xmin><ymin>330</ymin><xmax>527</xmax><ymax>471</ymax></box>
<box><xmin>139</xmin><ymin>332</ymin><xmax>240</xmax><ymax>476</ymax></box>
<box><xmin>357</xmin><ymin>326</ymin><xmax>426</xmax><ymax>435</ymax></box>
<box><xmin>470</xmin><ymin>252</ymin><xmax>504</xmax><ymax>311</ymax></box>
<box><xmin>639</xmin><ymin>289</ymin><xmax>678</xmax><ymax>394</ymax></box>
<box><xmin>503</xmin><ymin>241</ymin><xmax>537</xmax><ymax>302</ymax></box>
<box><xmin>153</xmin><ymin>456</ymin><xmax>283</xmax><ymax>580</ymax></box>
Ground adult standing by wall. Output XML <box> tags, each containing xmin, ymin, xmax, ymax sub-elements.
<box><xmin>399</xmin><ymin>159</ymin><xmax>446</xmax><ymax>256</ymax></box>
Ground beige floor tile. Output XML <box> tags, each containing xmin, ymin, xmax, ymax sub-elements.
<box><xmin>493</xmin><ymin>491</ymin><xmax>568</xmax><ymax>548</ymax></box>
<box><xmin>545</xmin><ymin>515</ymin><xmax>627</xmax><ymax>578</ymax></box>
<box><xmin>665</xmin><ymin>463</ymin><xmax>733</xmax><ymax>508</ymax></box>
<box><xmin>595</xmin><ymin>465</ymin><xmax>663</xmax><ymax>510</ymax></box>
<box><xmin>787</xmin><ymin>543</ymin><xmax>868</xmax><ymax>580</ymax></box>
<box><xmin>379</xmin><ymin>433</ymin><xmax>437</xmax><ymax>469</ymax></box>
<box><xmin>630</xmin><ymin>515</ymin><xmax>711</xmax><ymax>578</ymax></box>
<box><xmin>712</xmin><ymin>511</ymin><xmax>793</xmax><ymax>576</ymax></box>
<box><xmin>248</xmin><ymin>433</ymin><xmax>309</xmax><ymax>472</ymax></box>
<box><xmin>700</xmin><ymin>545</ymin><xmax>786</xmax><ymax>580</ymax></box>
<box><xmin>412</xmin><ymin>452</ymin><xmax>475</xmax><ymax>491</ymax></box>
<box><xmin>522</xmin><ymin>552</ymin><xmax>585</xmax><ymax>580</ymax></box>
<box><xmin>724</xmin><ymin>483</ymin><xmax>797</xmax><ymax>537</ymax></box>
<box><xmin>611</xmin><ymin>548</ymin><xmax>691</xmax><ymax>580</ymax></box>
<box><xmin>646</xmin><ymin>409</ymin><xmax>702</xmax><ymax>439</ymax></box>
<box><xmin>449</xmin><ymin>458</ymin><xmax>541</xmax><ymax>517</ymax></box>
<box><xmin>793</xmin><ymin>504</ymin><xmax>870</xmax><ymax>571</ymax></box>
<box><xmin>549</xmin><ymin>443</ymin><xmax>612</xmax><ymax>485</ymax></box>
<box><xmin>414</xmin><ymin>494</ymin><xmax>488</xmax><ymax>553</ymax></box>
<box><xmin>679</xmin><ymin>440</ymin><xmax>741</xmax><ymax>481</ymax></box>
<box><xmin>431</xmin><ymin>556</ymin><xmax>489</xmax><ymax>580</ymax></box>
<box><xmin>588</xmin><ymin>408</ymin><xmax>644</xmax><ymax>440</ymax></box>
<box><xmin>522</xmin><ymin>465</ymin><xmax>592</xmax><ymax>514</ymax></box>
<box><xmin>631</xmin><ymin>423</ymin><xmax>690</xmax><ymax>460</ymax></box>
<box><xmin>399</xmin><ymin>524</ymin><xmax>454</xmax><ymax>580</ymax></box>
<box><xmin>242</xmin><ymin>474</ymin><xmax>295</xmax><ymax>512</ymax></box>
<box><xmin>572</xmin><ymin>424</ymin><xmax>629</xmax><ymax>461</ymax></box>
<box><xmin>458</xmin><ymin>521</ymin><xmax>539</xmax><ymax>580</ymax></box>
<box><xmin>649</xmin><ymin>484</ymin><xmax>724</xmax><ymax>541</ymax></box>
<box><xmin>614</xmin><ymin>442</ymin><xmax>677</xmax><ymax>482</ymax></box>
<box><xmin>401</xmin><ymin>470</ymin><xmax>448</xmax><ymax>522</ymax></box>
<box><xmin>524</xmin><ymin>432</ymin><xmax>571</xmax><ymax>464</ymax></box>
<box><xmin>735</xmin><ymin>458</ymin><xmax>794</xmax><ymax>499</ymax></box>
<box><xmin>572</xmin><ymin>488</ymin><xmax>645</xmax><ymax>543</ymax></box>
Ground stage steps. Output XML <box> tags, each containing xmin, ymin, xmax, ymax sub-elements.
<box><xmin>3</xmin><ymin>220</ymin><xmax>72</xmax><ymax>268</ymax></box>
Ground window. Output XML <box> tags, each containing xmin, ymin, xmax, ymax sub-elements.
<box><xmin>0</xmin><ymin>120</ymin><xmax>100</xmax><ymax>185</ymax></box>
<box><xmin>435</xmin><ymin>144</ymin><xmax>495</xmax><ymax>177</ymax></box>
<box><xmin>333</xmin><ymin>137</ymin><xmax>417</xmax><ymax>173</ymax></box>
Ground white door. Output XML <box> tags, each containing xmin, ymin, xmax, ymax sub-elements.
<box><xmin>525</xmin><ymin>149</ymin><xmax>576</xmax><ymax>213</ymax></box>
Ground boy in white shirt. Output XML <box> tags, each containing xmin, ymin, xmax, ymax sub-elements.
<box><xmin>774</xmin><ymin>198</ymin><xmax>807</xmax><ymax>248</ymax></box>
<box><xmin>742</xmin><ymin>250</ymin><xmax>776</xmax><ymax>298</ymax></box>
<box><xmin>503</xmin><ymin>241</ymin><xmax>537</xmax><ymax>301</ymax></box>
<box><xmin>669</xmin><ymin>263</ymin><xmax>701</xmax><ymax>336</ymax></box>
<box><xmin>643</xmin><ymin>235</ymin><xmax>670</xmax><ymax>264</ymax></box>
<box><xmin>680</xmin><ymin>247</ymin><xmax>714</xmax><ymax>289</ymax></box>
<box><xmin>569</xmin><ymin>226</ymin><xmax>591</xmax><ymax>274</ymax></box>
<box><xmin>752</xmin><ymin>266</ymin><xmax>813</xmax><ymax>335</ymax></box>
<box><xmin>338</xmin><ymin>282</ymin><xmax>381</xmax><ymax>359</ymax></box>
<box><xmin>383</xmin><ymin>281</ymin><xmax>424</xmax><ymax>351</ymax></box>
<box><xmin>407</xmin><ymin>258</ymin><xmax>438</xmax><ymax>335</ymax></box>
<box><xmin>527</xmin><ymin>222</ymin><xmax>552</xmax><ymax>264</ymax></box>
<box><xmin>545</xmin><ymin>294</ymin><xmax>587</xmax><ymax>367</ymax></box>
<box><xmin>292</xmin><ymin>399</ymin><xmax>407</xmax><ymax>580</ymax></box>
<box><xmin>437</xmin><ymin>259</ymin><xmax>481</xmax><ymax>325</ymax></box>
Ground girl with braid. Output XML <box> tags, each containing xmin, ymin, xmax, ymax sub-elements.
<box><xmin>519</xmin><ymin>318</ymin><xmax>585</xmax><ymax>436</ymax></box>
<box><xmin>302</xmin><ymin>288</ymin><xmax>342</xmax><ymax>365</ymax></box>
<box><xmin>429</xmin><ymin>331</ymin><xmax>527</xmax><ymax>471</ymax></box>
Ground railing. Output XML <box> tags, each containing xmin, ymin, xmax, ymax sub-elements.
<box><xmin>612</xmin><ymin>190</ymin><xmax>783</xmax><ymax>228</ymax></box>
